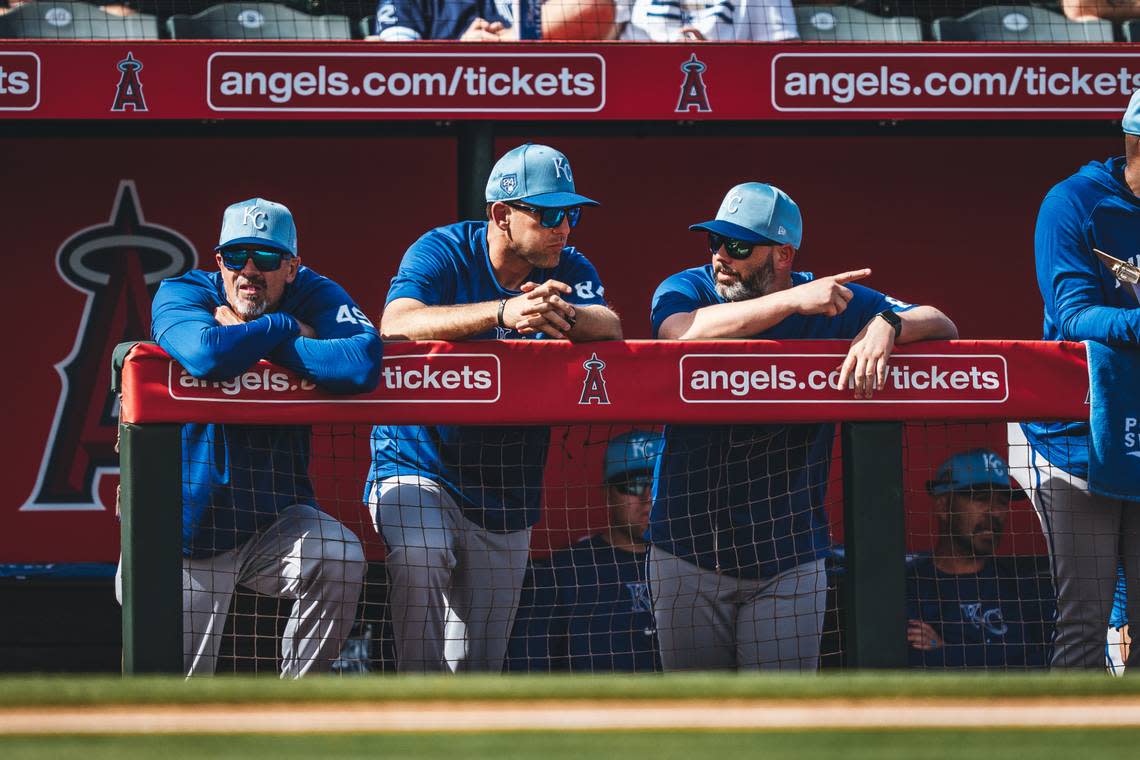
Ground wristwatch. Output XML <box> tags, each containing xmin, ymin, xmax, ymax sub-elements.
<box><xmin>876</xmin><ymin>309</ymin><xmax>902</xmax><ymax>339</ymax></box>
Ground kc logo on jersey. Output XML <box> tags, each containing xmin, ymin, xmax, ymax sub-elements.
<box><xmin>676</xmin><ymin>53</ymin><xmax>711</xmax><ymax>113</ymax></box>
<box><xmin>111</xmin><ymin>52</ymin><xmax>147</xmax><ymax>113</ymax></box>
<box><xmin>24</xmin><ymin>181</ymin><xmax>196</xmax><ymax>512</ymax></box>
<box><xmin>579</xmin><ymin>352</ymin><xmax>610</xmax><ymax>405</ymax></box>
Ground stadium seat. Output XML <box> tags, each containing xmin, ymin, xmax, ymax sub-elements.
<box><xmin>0</xmin><ymin>1</ymin><xmax>159</xmax><ymax>39</ymax></box>
<box><xmin>794</xmin><ymin>5</ymin><xmax>922</xmax><ymax>42</ymax></box>
<box><xmin>166</xmin><ymin>2</ymin><xmax>352</xmax><ymax>39</ymax></box>
<box><xmin>932</xmin><ymin>4</ymin><xmax>1112</xmax><ymax>41</ymax></box>
<box><xmin>358</xmin><ymin>14</ymin><xmax>371</xmax><ymax>37</ymax></box>
<box><xmin>1124</xmin><ymin>18</ymin><xmax>1139</xmax><ymax>42</ymax></box>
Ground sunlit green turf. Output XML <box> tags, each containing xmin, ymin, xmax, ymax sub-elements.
<box><xmin>3</xmin><ymin>729</ymin><xmax>1140</xmax><ymax>760</ymax></box>
<box><xmin>0</xmin><ymin>671</ymin><xmax>1138</xmax><ymax>707</ymax></box>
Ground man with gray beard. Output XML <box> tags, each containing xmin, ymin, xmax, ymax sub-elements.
<box><xmin>647</xmin><ymin>182</ymin><xmax>956</xmax><ymax>671</ymax></box>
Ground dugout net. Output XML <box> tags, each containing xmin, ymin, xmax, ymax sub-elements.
<box><xmin>115</xmin><ymin>338</ymin><xmax>1096</xmax><ymax>675</ymax></box>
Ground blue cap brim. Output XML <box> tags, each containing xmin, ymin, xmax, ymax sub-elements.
<box><xmin>926</xmin><ymin>480</ymin><xmax>1027</xmax><ymax>501</ymax></box>
<box><xmin>522</xmin><ymin>191</ymin><xmax>600</xmax><ymax>208</ymax></box>
<box><xmin>688</xmin><ymin>219</ymin><xmax>777</xmax><ymax>245</ymax></box>
<box><xmin>215</xmin><ymin>237</ymin><xmax>295</xmax><ymax>255</ymax></box>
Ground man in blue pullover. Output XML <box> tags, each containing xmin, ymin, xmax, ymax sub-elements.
<box><xmin>1010</xmin><ymin>91</ymin><xmax>1140</xmax><ymax>670</ymax></box>
<box><xmin>506</xmin><ymin>430</ymin><xmax>663</xmax><ymax>673</ymax></box>
<box><xmin>649</xmin><ymin>181</ymin><xmax>957</xmax><ymax>671</ymax></box>
<box><xmin>134</xmin><ymin>197</ymin><xmax>381</xmax><ymax>676</ymax></box>
<box><xmin>369</xmin><ymin>144</ymin><xmax>622</xmax><ymax>673</ymax></box>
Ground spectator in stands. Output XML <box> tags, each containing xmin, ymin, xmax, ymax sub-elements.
<box><xmin>369</xmin><ymin>0</ymin><xmax>617</xmax><ymax>40</ymax></box>
<box><xmin>120</xmin><ymin>197</ymin><xmax>379</xmax><ymax>676</ymax></box>
<box><xmin>368</xmin><ymin>143</ymin><xmax>622</xmax><ymax>673</ymax></box>
<box><xmin>615</xmin><ymin>0</ymin><xmax>798</xmax><ymax>41</ymax></box>
<box><xmin>1010</xmin><ymin>89</ymin><xmax>1140</xmax><ymax>671</ymax></box>
<box><xmin>506</xmin><ymin>430</ymin><xmax>663</xmax><ymax>673</ymax></box>
<box><xmin>648</xmin><ymin>182</ymin><xmax>957</xmax><ymax>671</ymax></box>
<box><xmin>1062</xmin><ymin>0</ymin><xmax>1137</xmax><ymax>21</ymax></box>
<box><xmin>907</xmin><ymin>449</ymin><xmax>1055</xmax><ymax>669</ymax></box>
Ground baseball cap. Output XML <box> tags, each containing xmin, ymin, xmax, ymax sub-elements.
<box><xmin>1123</xmin><ymin>89</ymin><xmax>1140</xmax><ymax>136</ymax></box>
<box><xmin>216</xmin><ymin>198</ymin><xmax>297</xmax><ymax>256</ymax></box>
<box><xmin>689</xmin><ymin>182</ymin><xmax>802</xmax><ymax>248</ymax></box>
<box><xmin>604</xmin><ymin>430</ymin><xmax>664</xmax><ymax>484</ymax></box>
<box><xmin>926</xmin><ymin>449</ymin><xmax>1026</xmax><ymax>500</ymax></box>
<box><xmin>485</xmin><ymin>143</ymin><xmax>599</xmax><ymax>209</ymax></box>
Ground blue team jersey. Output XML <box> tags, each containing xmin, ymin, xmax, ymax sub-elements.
<box><xmin>368</xmin><ymin>220</ymin><xmax>606</xmax><ymax>533</ymax></box>
<box><xmin>906</xmin><ymin>556</ymin><xmax>1056</xmax><ymax>669</ymax></box>
<box><xmin>371</xmin><ymin>0</ymin><xmax>512</xmax><ymax>39</ymax></box>
<box><xmin>505</xmin><ymin>535</ymin><xmax>660</xmax><ymax>673</ymax></box>
<box><xmin>152</xmin><ymin>267</ymin><xmax>381</xmax><ymax>558</ymax></box>
<box><xmin>1023</xmin><ymin>157</ymin><xmax>1140</xmax><ymax>479</ymax></box>
<box><xmin>649</xmin><ymin>265</ymin><xmax>911</xmax><ymax>579</ymax></box>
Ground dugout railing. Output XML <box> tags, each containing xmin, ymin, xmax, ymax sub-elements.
<box><xmin>113</xmin><ymin>338</ymin><xmax>1089</xmax><ymax>674</ymax></box>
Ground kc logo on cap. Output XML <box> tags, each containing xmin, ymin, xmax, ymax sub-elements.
<box><xmin>242</xmin><ymin>204</ymin><xmax>268</xmax><ymax>231</ymax></box>
<box><xmin>216</xmin><ymin>197</ymin><xmax>297</xmax><ymax>256</ymax></box>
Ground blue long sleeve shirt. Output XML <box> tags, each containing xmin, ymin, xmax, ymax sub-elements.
<box><xmin>151</xmin><ymin>267</ymin><xmax>382</xmax><ymax>558</ymax></box>
<box><xmin>1023</xmin><ymin>157</ymin><xmax>1140</xmax><ymax>477</ymax></box>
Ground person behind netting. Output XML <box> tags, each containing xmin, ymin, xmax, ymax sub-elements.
<box><xmin>1008</xmin><ymin>90</ymin><xmax>1140</xmax><ymax>671</ymax></box>
<box><xmin>648</xmin><ymin>182</ymin><xmax>957</xmax><ymax>671</ymax></box>
<box><xmin>907</xmin><ymin>449</ymin><xmax>1056</xmax><ymax>669</ymax></box>
<box><xmin>119</xmin><ymin>198</ymin><xmax>380</xmax><ymax>677</ymax></box>
<box><xmin>368</xmin><ymin>0</ymin><xmax>618</xmax><ymax>40</ymax></box>
<box><xmin>613</xmin><ymin>0</ymin><xmax>798</xmax><ymax>41</ymax></box>
<box><xmin>368</xmin><ymin>143</ymin><xmax>622</xmax><ymax>673</ymax></box>
<box><xmin>505</xmin><ymin>430</ymin><xmax>663</xmax><ymax>673</ymax></box>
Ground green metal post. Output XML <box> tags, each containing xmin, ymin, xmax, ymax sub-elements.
<box><xmin>119</xmin><ymin>421</ymin><xmax>183</xmax><ymax>674</ymax></box>
<box><xmin>457</xmin><ymin>122</ymin><xmax>495</xmax><ymax>221</ymax></box>
<box><xmin>841</xmin><ymin>421</ymin><xmax>907</xmax><ymax>668</ymax></box>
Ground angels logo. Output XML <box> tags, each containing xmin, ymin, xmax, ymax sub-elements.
<box><xmin>22</xmin><ymin>181</ymin><xmax>196</xmax><ymax>512</ymax></box>
<box><xmin>579</xmin><ymin>352</ymin><xmax>610</xmax><ymax>405</ymax></box>
<box><xmin>676</xmin><ymin>53</ymin><xmax>711</xmax><ymax>113</ymax></box>
<box><xmin>111</xmin><ymin>52</ymin><xmax>147</xmax><ymax>113</ymax></box>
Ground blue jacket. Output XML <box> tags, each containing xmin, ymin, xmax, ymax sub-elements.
<box><xmin>506</xmin><ymin>535</ymin><xmax>660</xmax><ymax>673</ymax></box>
<box><xmin>906</xmin><ymin>556</ymin><xmax>1055</xmax><ymax>669</ymax></box>
<box><xmin>367</xmin><ymin>221</ymin><xmax>606</xmax><ymax>533</ymax></box>
<box><xmin>371</xmin><ymin>0</ymin><xmax>512</xmax><ymax>39</ymax></box>
<box><xmin>1024</xmin><ymin>157</ymin><xmax>1140</xmax><ymax>478</ymax></box>
<box><xmin>649</xmin><ymin>265</ymin><xmax>911</xmax><ymax>579</ymax></box>
<box><xmin>152</xmin><ymin>267</ymin><xmax>382</xmax><ymax>558</ymax></box>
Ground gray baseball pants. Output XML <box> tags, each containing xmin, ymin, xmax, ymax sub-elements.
<box><xmin>1009</xmin><ymin>424</ymin><xmax>1140</xmax><ymax>669</ymax></box>
<box><xmin>648</xmin><ymin>546</ymin><xmax>827</xmax><ymax>671</ymax></box>
<box><xmin>369</xmin><ymin>475</ymin><xmax>531</xmax><ymax>673</ymax></box>
<box><xmin>117</xmin><ymin>503</ymin><xmax>366</xmax><ymax>677</ymax></box>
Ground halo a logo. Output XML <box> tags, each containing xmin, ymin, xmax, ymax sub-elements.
<box><xmin>111</xmin><ymin>52</ymin><xmax>147</xmax><ymax>113</ymax></box>
<box><xmin>23</xmin><ymin>181</ymin><xmax>196</xmax><ymax>512</ymax></box>
<box><xmin>676</xmin><ymin>53</ymin><xmax>711</xmax><ymax>113</ymax></box>
<box><xmin>579</xmin><ymin>352</ymin><xmax>610</xmax><ymax>405</ymax></box>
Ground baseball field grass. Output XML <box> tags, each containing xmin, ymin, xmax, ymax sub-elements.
<box><xmin>2</xmin><ymin>673</ymin><xmax>1139</xmax><ymax>759</ymax></box>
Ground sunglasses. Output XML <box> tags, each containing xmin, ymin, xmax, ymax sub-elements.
<box><xmin>507</xmin><ymin>202</ymin><xmax>582</xmax><ymax>229</ymax></box>
<box><xmin>707</xmin><ymin>232</ymin><xmax>759</xmax><ymax>260</ymax></box>
<box><xmin>614</xmin><ymin>478</ymin><xmax>652</xmax><ymax>497</ymax></box>
<box><xmin>220</xmin><ymin>247</ymin><xmax>292</xmax><ymax>272</ymax></box>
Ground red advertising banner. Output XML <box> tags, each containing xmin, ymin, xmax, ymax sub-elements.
<box><xmin>121</xmin><ymin>339</ymin><xmax>1090</xmax><ymax>425</ymax></box>
<box><xmin>1</xmin><ymin>41</ymin><xmax>1138</xmax><ymax>121</ymax></box>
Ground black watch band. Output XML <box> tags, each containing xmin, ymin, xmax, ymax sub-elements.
<box><xmin>877</xmin><ymin>309</ymin><xmax>902</xmax><ymax>338</ymax></box>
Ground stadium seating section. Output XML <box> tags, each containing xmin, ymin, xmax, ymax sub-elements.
<box><xmin>0</xmin><ymin>0</ymin><xmax>1137</xmax><ymax>40</ymax></box>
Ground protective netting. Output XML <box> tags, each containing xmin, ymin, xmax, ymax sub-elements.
<box><xmin>0</xmin><ymin>0</ymin><xmax>1135</xmax><ymax>42</ymax></box>
<box><xmin>181</xmin><ymin>418</ymin><xmax>1134</xmax><ymax>676</ymax></box>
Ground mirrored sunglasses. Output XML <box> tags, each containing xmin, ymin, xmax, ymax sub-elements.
<box><xmin>508</xmin><ymin>202</ymin><xmax>582</xmax><ymax>229</ymax></box>
<box><xmin>220</xmin><ymin>247</ymin><xmax>291</xmax><ymax>272</ymax></box>
<box><xmin>707</xmin><ymin>232</ymin><xmax>756</xmax><ymax>260</ymax></box>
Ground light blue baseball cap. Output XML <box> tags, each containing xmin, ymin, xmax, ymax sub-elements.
<box><xmin>1123</xmin><ymin>89</ymin><xmax>1140</xmax><ymax>136</ymax></box>
<box><xmin>926</xmin><ymin>449</ymin><xmax>1026</xmax><ymax>500</ymax></box>
<box><xmin>485</xmin><ymin>143</ymin><xmax>599</xmax><ymax>209</ymax></box>
<box><xmin>689</xmin><ymin>182</ymin><xmax>802</xmax><ymax>248</ymax></box>
<box><xmin>604</xmin><ymin>430</ymin><xmax>663</xmax><ymax>483</ymax></box>
<box><xmin>216</xmin><ymin>198</ymin><xmax>297</xmax><ymax>256</ymax></box>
